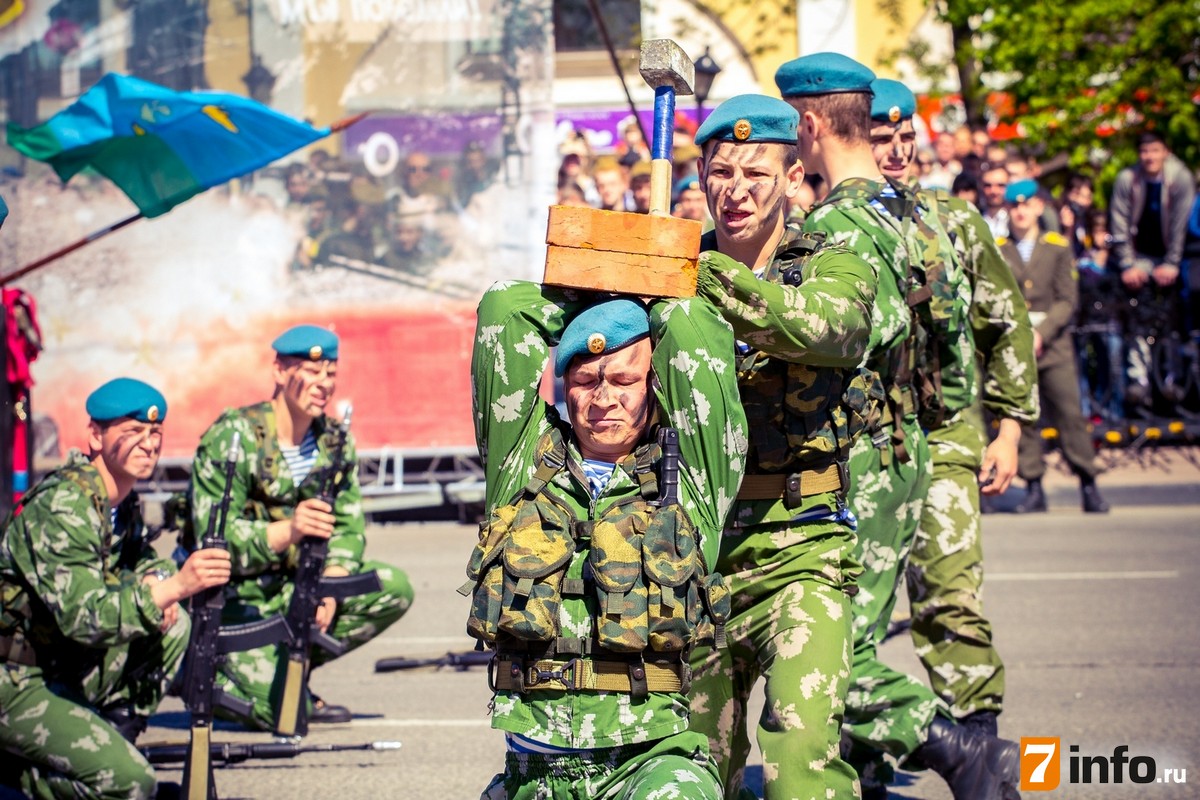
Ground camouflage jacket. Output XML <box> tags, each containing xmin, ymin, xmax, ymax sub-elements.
<box><xmin>472</xmin><ymin>280</ymin><xmax>747</xmax><ymax>749</ymax></box>
<box><xmin>803</xmin><ymin>178</ymin><xmax>915</xmax><ymax>387</ymax></box>
<box><xmin>0</xmin><ymin>452</ymin><xmax>173</xmax><ymax>673</ymax></box>
<box><xmin>696</xmin><ymin>227</ymin><xmax>878</xmax><ymax>526</ymax></box>
<box><xmin>190</xmin><ymin>402</ymin><xmax>365</xmax><ymax>619</ymax></box>
<box><xmin>923</xmin><ymin>190</ymin><xmax>1038</xmax><ymax>424</ymax></box>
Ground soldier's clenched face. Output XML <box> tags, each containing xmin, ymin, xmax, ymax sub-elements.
<box><xmin>565</xmin><ymin>338</ymin><xmax>653</xmax><ymax>462</ymax></box>
<box><xmin>89</xmin><ymin>418</ymin><xmax>164</xmax><ymax>483</ymax></box>
<box><xmin>275</xmin><ymin>357</ymin><xmax>337</xmax><ymax>420</ymax></box>
<box><xmin>869</xmin><ymin>119</ymin><xmax>916</xmax><ymax>181</ymax></box>
<box><xmin>700</xmin><ymin>142</ymin><xmax>803</xmax><ymax>248</ymax></box>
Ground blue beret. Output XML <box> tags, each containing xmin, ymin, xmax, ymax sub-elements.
<box><xmin>272</xmin><ymin>324</ymin><xmax>339</xmax><ymax>361</ymax></box>
<box><xmin>775</xmin><ymin>52</ymin><xmax>876</xmax><ymax>97</ymax></box>
<box><xmin>86</xmin><ymin>378</ymin><xmax>167</xmax><ymax>423</ymax></box>
<box><xmin>869</xmin><ymin>79</ymin><xmax>916</xmax><ymax>123</ymax></box>
<box><xmin>694</xmin><ymin>94</ymin><xmax>799</xmax><ymax>147</ymax></box>
<box><xmin>673</xmin><ymin>175</ymin><xmax>701</xmax><ymax>198</ymax></box>
<box><xmin>554</xmin><ymin>299</ymin><xmax>650</xmax><ymax>378</ymax></box>
<box><xmin>1005</xmin><ymin>179</ymin><xmax>1039</xmax><ymax>204</ymax></box>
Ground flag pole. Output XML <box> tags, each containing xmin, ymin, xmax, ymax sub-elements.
<box><xmin>1</xmin><ymin>112</ymin><xmax>370</xmax><ymax>286</ymax></box>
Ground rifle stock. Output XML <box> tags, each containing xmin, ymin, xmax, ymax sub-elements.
<box><xmin>273</xmin><ymin>406</ymin><xmax>381</xmax><ymax>738</ymax></box>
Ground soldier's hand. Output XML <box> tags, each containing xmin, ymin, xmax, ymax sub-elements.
<box><xmin>1151</xmin><ymin>264</ymin><xmax>1179</xmax><ymax>287</ymax></box>
<box><xmin>1121</xmin><ymin>267</ymin><xmax>1148</xmax><ymax>291</ymax></box>
<box><xmin>980</xmin><ymin>419</ymin><xmax>1021</xmax><ymax>495</ymax></box>
<box><xmin>290</xmin><ymin>498</ymin><xmax>335</xmax><ymax>543</ymax></box>
<box><xmin>152</xmin><ymin>548</ymin><xmax>232</xmax><ymax>609</ymax></box>
<box><xmin>1032</xmin><ymin>330</ymin><xmax>1044</xmax><ymax>359</ymax></box>
<box><xmin>314</xmin><ymin>596</ymin><xmax>337</xmax><ymax>633</ymax></box>
<box><xmin>160</xmin><ymin>603</ymin><xmax>180</xmax><ymax>632</ymax></box>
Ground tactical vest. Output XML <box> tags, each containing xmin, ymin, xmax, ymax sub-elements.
<box><xmin>731</xmin><ymin>226</ymin><xmax>884</xmax><ymax>476</ymax></box>
<box><xmin>0</xmin><ymin>459</ymin><xmax>141</xmax><ymax>669</ymax></box>
<box><xmin>460</xmin><ymin>427</ymin><xmax>729</xmax><ymax>670</ymax></box>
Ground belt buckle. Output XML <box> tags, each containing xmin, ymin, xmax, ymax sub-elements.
<box><xmin>784</xmin><ymin>473</ymin><xmax>803</xmax><ymax>509</ymax></box>
<box><xmin>837</xmin><ymin>461</ymin><xmax>850</xmax><ymax>493</ymax></box>
<box><xmin>528</xmin><ymin>658</ymin><xmax>580</xmax><ymax>690</ymax></box>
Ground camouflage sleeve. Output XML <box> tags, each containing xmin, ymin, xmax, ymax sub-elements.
<box><xmin>804</xmin><ymin>203</ymin><xmax>911</xmax><ymax>362</ymax></box>
<box><xmin>191</xmin><ymin>412</ymin><xmax>280</xmax><ymax>576</ymax></box>
<box><xmin>952</xmin><ymin>205</ymin><xmax>1038</xmax><ymax>423</ymax></box>
<box><xmin>473</xmin><ymin>280</ymin><xmax>586</xmax><ymax>513</ymax></box>
<box><xmin>7</xmin><ymin>487</ymin><xmax>163</xmax><ymax>646</ymax></box>
<box><xmin>694</xmin><ymin>249</ymin><xmax>873</xmax><ymax>367</ymax></box>
<box><xmin>648</xmin><ymin>298</ymin><xmax>748</xmax><ymax>567</ymax></box>
<box><xmin>1041</xmin><ymin>244</ymin><xmax>1079</xmax><ymax>344</ymax></box>
<box><xmin>325</xmin><ymin>432</ymin><xmax>365</xmax><ymax>573</ymax></box>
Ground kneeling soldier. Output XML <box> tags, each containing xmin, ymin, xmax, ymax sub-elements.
<box><xmin>468</xmin><ymin>284</ymin><xmax>747</xmax><ymax>798</ymax></box>
<box><xmin>0</xmin><ymin>378</ymin><xmax>231</xmax><ymax>799</ymax></box>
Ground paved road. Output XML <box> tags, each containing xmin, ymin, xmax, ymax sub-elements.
<box><xmin>144</xmin><ymin>457</ymin><xmax>1200</xmax><ymax>799</ymax></box>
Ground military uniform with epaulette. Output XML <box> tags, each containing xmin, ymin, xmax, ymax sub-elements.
<box><xmin>0</xmin><ymin>382</ymin><xmax>187</xmax><ymax>800</ymax></box>
<box><xmin>997</xmin><ymin>204</ymin><xmax>1101</xmax><ymax>490</ymax></box>
<box><xmin>189</xmin><ymin>329</ymin><xmax>413</xmax><ymax>731</ymax></box>
<box><xmin>468</xmin><ymin>281</ymin><xmax>747</xmax><ymax>799</ymax></box>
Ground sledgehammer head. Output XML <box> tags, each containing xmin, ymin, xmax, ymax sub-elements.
<box><xmin>639</xmin><ymin>39</ymin><xmax>695</xmax><ymax>95</ymax></box>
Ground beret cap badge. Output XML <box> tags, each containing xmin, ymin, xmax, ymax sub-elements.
<box><xmin>309</xmin><ymin>345</ymin><xmax>323</xmax><ymax>360</ymax></box>
<box><xmin>147</xmin><ymin>405</ymin><xmax>160</xmax><ymax>423</ymax></box>
<box><xmin>587</xmin><ymin>333</ymin><xmax>607</xmax><ymax>354</ymax></box>
<box><xmin>733</xmin><ymin>119</ymin><xmax>752</xmax><ymax>141</ymax></box>
<box><xmin>888</xmin><ymin>106</ymin><xmax>901</xmax><ymax>123</ymax></box>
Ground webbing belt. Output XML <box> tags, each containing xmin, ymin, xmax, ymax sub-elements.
<box><xmin>736</xmin><ymin>464</ymin><xmax>844</xmax><ymax>500</ymax></box>
<box><xmin>494</xmin><ymin>658</ymin><xmax>685</xmax><ymax>694</ymax></box>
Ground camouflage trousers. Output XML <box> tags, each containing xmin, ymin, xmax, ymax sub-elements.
<box><xmin>216</xmin><ymin>560</ymin><xmax>413</xmax><ymax>730</ymax></box>
<box><xmin>0</xmin><ymin>612</ymin><xmax>190</xmax><ymax>799</ymax></box>
<box><xmin>689</xmin><ymin>519</ymin><xmax>861</xmax><ymax>800</ymax></box>
<box><xmin>480</xmin><ymin>730</ymin><xmax>721</xmax><ymax>800</ymax></box>
<box><xmin>842</xmin><ymin>421</ymin><xmax>943</xmax><ymax>787</ymax></box>
<box><xmin>906</xmin><ymin>409</ymin><xmax>1005</xmax><ymax>719</ymax></box>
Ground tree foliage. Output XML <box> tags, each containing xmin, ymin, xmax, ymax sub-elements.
<box><xmin>921</xmin><ymin>0</ymin><xmax>1200</xmax><ymax>188</ymax></box>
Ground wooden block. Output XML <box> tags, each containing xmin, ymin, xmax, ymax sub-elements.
<box><xmin>545</xmin><ymin>245</ymin><xmax>697</xmax><ymax>298</ymax></box>
<box><xmin>543</xmin><ymin>205</ymin><xmax>702</xmax><ymax>297</ymax></box>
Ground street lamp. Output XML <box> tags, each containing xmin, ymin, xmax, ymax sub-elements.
<box><xmin>242</xmin><ymin>55</ymin><xmax>276</xmax><ymax>105</ymax></box>
<box><xmin>693</xmin><ymin>47</ymin><xmax>722</xmax><ymax>122</ymax></box>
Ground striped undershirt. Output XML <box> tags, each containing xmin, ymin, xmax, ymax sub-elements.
<box><xmin>279</xmin><ymin>428</ymin><xmax>319</xmax><ymax>484</ymax></box>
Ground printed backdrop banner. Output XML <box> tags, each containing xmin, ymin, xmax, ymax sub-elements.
<box><xmin>0</xmin><ymin>0</ymin><xmax>555</xmax><ymax>461</ymax></box>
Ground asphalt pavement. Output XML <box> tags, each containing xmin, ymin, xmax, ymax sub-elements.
<box><xmin>144</xmin><ymin>451</ymin><xmax>1200</xmax><ymax>799</ymax></box>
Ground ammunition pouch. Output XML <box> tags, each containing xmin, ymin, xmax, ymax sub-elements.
<box><xmin>460</xmin><ymin>430</ymin><xmax>728</xmax><ymax>671</ymax></box>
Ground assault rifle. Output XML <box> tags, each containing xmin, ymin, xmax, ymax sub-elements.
<box><xmin>273</xmin><ymin>406</ymin><xmax>382</xmax><ymax>738</ymax></box>
<box><xmin>141</xmin><ymin>739</ymin><xmax>402</xmax><ymax>766</ymax></box>
<box><xmin>374</xmin><ymin>649</ymin><xmax>493</xmax><ymax>673</ymax></box>
<box><xmin>178</xmin><ymin>433</ymin><xmax>292</xmax><ymax>800</ymax></box>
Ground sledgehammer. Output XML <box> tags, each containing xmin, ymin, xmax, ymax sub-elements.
<box><xmin>639</xmin><ymin>39</ymin><xmax>695</xmax><ymax>216</ymax></box>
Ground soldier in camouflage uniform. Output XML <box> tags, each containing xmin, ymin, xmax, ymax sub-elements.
<box><xmin>189</xmin><ymin>326</ymin><xmax>412</xmax><ymax>730</ymax></box>
<box><xmin>866</xmin><ymin>79</ymin><xmax>1038</xmax><ymax>740</ymax></box>
<box><xmin>682</xmin><ymin>95</ymin><xmax>879</xmax><ymax>799</ymax></box>
<box><xmin>778</xmin><ymin>56</ymin><xmax>1022</xmax><ymax>799</ymax></box>
<box><xmin>468</xmin><ymin>282</ymin><xmax>747</xmax><ymax>799</ymax></box>
<box><xmin>0</xmin><ymin>378</ymin><xmax>231</xmax><ymax>799</ymax></box>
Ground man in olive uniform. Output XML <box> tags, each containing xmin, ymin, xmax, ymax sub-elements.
<box><xmin>868</xmin><ymin>78</ymin><xmax>1038</xmax><ymax>740</ymax></box>
<box><xmin>189</xmin><ymin>325</ymin><xmax>414</xmax><ymax>731</ymax></box>
<box><xmin>683</xmin><ymin>94</ymin><xmax>878</xmax><ymax>799</ymax></box>
<box><xmin>777</xmin><ymin>55</ymin><xmax>1021</xmax><ymax>799</ymax></box>
<box><xmin>998</xmin><ymin>180</ymin><xmax>1109</xmax><ymax>513</ymax></box>
<box><xmin>469</xmin><ymin>284</ymin><xmax>747</xmax><ymax>798</ymax></box>
<box><xmin>1</xmin><ymin>379</ymin><xmax>231</xmax><ymax>799</ymax></box>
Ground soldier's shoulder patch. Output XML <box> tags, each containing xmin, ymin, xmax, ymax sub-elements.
<box><xmin>995</xmin><ymin>236</ymin><xmax>1008</xmax><ymax>246</ymax></box>
<box><xmin>1042</xmin><ymin>231</ymin><xmax>1069</xmax><ymax>247</ymax></box>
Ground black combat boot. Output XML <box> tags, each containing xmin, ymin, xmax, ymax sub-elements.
<box><xmin>310</xmin><ymin>693</ymin><xmax>353</xmax><ymax>724</ymax></box>
<box><xmin>1012</xmin><ymin>480</ymin><xmax>1047</xmax><ymax>513</ymax></box>
<box><xmin>100</xmin><ymin>704</ymin><xmax>148</xmax><ymax>743</ymax></box>
<box><xmin>1081</xmin><ymin>480</ymin><xmax>1109</xmax><ymax>513</ymax></box>
<box><xmin>961</xmin><ymin>710</ymin><xmax>999</xmax><ymax>737</ymax></box>
<box><xmin>910</xmin><ymin>717</ymin><xmax>1022</xmax><ymax>800</ymax></box>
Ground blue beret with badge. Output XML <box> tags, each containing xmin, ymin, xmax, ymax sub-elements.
<box><xmin>694</xmin><ymin>94</ymin><xmax>799</xmax><ymax>147</ymax></box>
<box><xmin>775</xmin><ymin>52</ymin><xmax>876</xmax><ymax>97</ymax></box>
<box><xmin>272</xmin><ymin>324</ymin><xmax>339</xmax><ymax>361</ymax></box>
<box><xmin>554</xmin><ymin>299</ymin><xmax>650</xmax><ymax>377</ymax></box>
<box><xmin>1005</xmin><ymin>179</ymin><xmax>1039</xmax><ymax>204</ymax></box>
<box><xmin>869</xmin><ymin>78</ymin><xmax>916</xmax><ymax>124</ymax></box>
<box><xmin>673</xmin><ymin>175</ymin><xmax>701</xmax><ymax>198</ymax></box>
<box><xmin>86</xmin><ymin>378</ymin><xmax>168</xmax><ymax>423</ymax></box>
